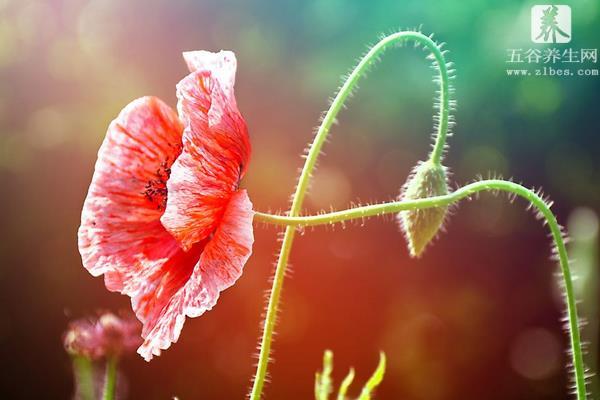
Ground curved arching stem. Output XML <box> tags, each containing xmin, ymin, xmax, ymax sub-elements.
<box><xmin>255</xmin><ymin>179</ymin><xmax>587</xmax><ymax>400</ymax></box>
<box><xmin>249</xmin><ymin>31</ymin><xmax>452</xmax><ymax>399</ymax></box>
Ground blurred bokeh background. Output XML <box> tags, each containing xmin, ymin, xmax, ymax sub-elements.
<box><xmin>0</xmin><ymin>0</ymin><xmax>598</xmax><ymax>398</ymax></box>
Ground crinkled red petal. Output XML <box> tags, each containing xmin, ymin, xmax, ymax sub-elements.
<box><xmin>137</xmin><ymin>190</ymin><xmax>254</xmax><ymax>360</ymax></box>
<box><xmin>161</xmin><ymin>51</ymin><xmax>251</xmax><ymax>251</ymax></box>
<box><xmin>78</xmin><ymin>96</ymin><xmax>184</xmax><ymax>291</ymax></box>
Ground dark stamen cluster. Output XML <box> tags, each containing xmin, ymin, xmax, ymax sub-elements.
<box><xmin>143</xmin><ymin>160</ymin><xmax>172</xmax><ymax>210</ymax></box>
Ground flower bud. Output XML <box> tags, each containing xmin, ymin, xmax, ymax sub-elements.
<box><xmin>398</xmin><ymin>161</ymin><xmax>449</xmax><ymax>257</ymax></box>
<box><xmin>63</xmin><ymin>311</ymin><xmax>142</xmax><ymax>359</ymax></box>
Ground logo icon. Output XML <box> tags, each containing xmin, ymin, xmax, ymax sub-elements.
<box><xmin>531</xmin><ymin>5</ymin><xmax>571</xmax><ymax>43</ymax></box>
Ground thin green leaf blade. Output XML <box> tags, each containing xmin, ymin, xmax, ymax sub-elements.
<box><xmin>358</xmin><ymin>352</ymin><xmax>386</xmax><ymax>400</ymax></box>
<box><xmin>337</xmin><ymin>368</ymin><xmax>355</xmax><ymax>400</ymax></box>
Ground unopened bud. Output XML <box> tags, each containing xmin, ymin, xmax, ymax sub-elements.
<box><xmin>63</xmin><ymin>311</ymin><xmax>142</xmax><ymax>359</ymax></box>
<box><xmin>398</xmin><ymin>161</ymin><xmax>449</xmax><ymax>257</ymax></box>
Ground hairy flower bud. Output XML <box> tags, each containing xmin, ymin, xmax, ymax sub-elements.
<box><xmin>398</xmin><ymin>161</ymin><xmax>449</xmax><ymax>257</ymax></box>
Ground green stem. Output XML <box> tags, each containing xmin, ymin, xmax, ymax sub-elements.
<box><xmin>72</xmin><ymin>356</ymin><xmax>95</xmax><ymax>400</ymax></box>
<box><xmin>255</xmin><ymin>179</ymin><xmax>586</xmax><ymax>400</ymax></box>
<box><xmin>102</xmin><ymin>356</ymin><xmax>118</xmax><ymax>400</ymax></box>
<box><xmin>248</xmin><ymin>30</ymin><xmax>451</xmax><ymax>400</ymax></box>
<box><xmin>428</xmin><ymin>43</ymin><xmax>451</xmax><ymax>165</ymax></box>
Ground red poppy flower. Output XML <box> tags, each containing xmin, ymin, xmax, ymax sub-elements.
<box><xmin>78</xmin><ymin>51</ymin><xmax>253</xmax><ymax>361</ymax></box>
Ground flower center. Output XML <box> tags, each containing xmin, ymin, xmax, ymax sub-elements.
<box><xmin>143</xmin><ymin>160</ymin><xmax>172</xmax><ymax>210</ymax></box>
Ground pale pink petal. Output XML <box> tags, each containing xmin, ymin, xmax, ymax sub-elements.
<box><xmin>183</xmin><ymin>50</ymin><xmax>236</xmax><ymax>98</ymax></box>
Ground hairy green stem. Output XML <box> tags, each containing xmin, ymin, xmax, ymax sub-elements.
<box><xmin>249</xmin><ymin>30</ymin><xmax>451</xmax><ymax>399</ymax></box>
<box><xmin>102</xmin><ymin>356</ymin><xmax>118</xmax><ymax>400</ymax></box>
<box><xmin>428</xmin><ymin>44</ymin><xmax>450</xmax><ymax>165</ymax></box>
<box><xmin>72</xmin><ymin>356</ymin><xmax>95</xmax><ymax>400</ymax></box>
<box><xmin>255</xmin><ymin>179</ymin><xmax>586</xmax><ymax>400</ymax></box>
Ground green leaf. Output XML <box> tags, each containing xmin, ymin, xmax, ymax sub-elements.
<box><xmin>336</xmin><ymin>368</ymin><xmax>355</xmax><ymax>400</ymax></box>
<box><xmin>315</xmin><ymin>350</ymin><xmax>387</xmax><ymax>400</ymax></box>
<box><xmin>358</xmin><ymin>352</ymin><xmax>386</xmax><ymax>400</ymax></box>
<box><xmin>315</xmin><ymin>350</ymin><xmax>334</xmax><ymax>400</ymax></box>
